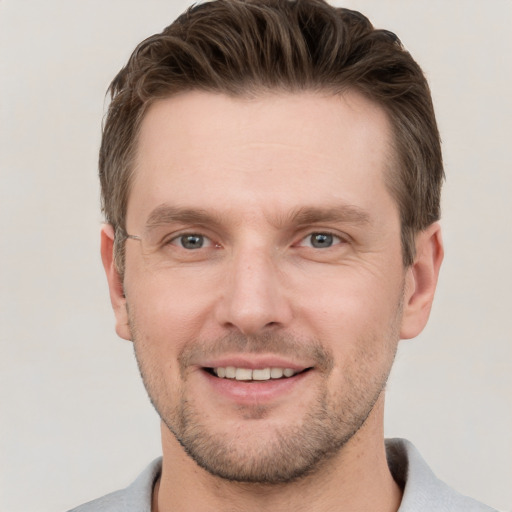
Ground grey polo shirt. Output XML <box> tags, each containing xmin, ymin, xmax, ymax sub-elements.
<box><xmin>68</xmin><ymin>438</ymin><xmax>497</xmax><ymax>511</ymax></box>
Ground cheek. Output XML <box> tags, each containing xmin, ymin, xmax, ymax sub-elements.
<box><xmin>125</xmin><ymin>266</ymin><xmax>221</xmax><ymax>348</ymax></box>
<box><xmin>290</xmin><ymin>264</ymin><xmax>404</xmax><ymax>365</ymax></box>
<box><xmin>294</xmin><ymin>264</ymin><xmax>404</xmax><ymax>323</ymax></box>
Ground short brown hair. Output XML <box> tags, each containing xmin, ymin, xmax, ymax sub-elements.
<box><xmin>100</xmin><ymin>0</ymin><xmax>443</xmax><ymax>271</ymax></box>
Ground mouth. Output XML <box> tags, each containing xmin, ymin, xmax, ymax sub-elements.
<box><xmin>198</xmin><ymin>360</ymin><xmax>315</xmax><ymax>403</ymax></box>
<box><xmin>204</xmin><ymin>366</ymin><xmax>312</xmax><ymax>381</ymax></box>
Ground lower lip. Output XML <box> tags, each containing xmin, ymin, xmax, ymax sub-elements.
<box><xmin>201</xmin><ymin>369</ymin><xmax>312</xmax><ymax>404</ymax></box>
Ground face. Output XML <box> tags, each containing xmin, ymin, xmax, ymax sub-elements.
<box><xmin>103</xmin><ymin>90</ymin><xmax>438</xmax><ymax>483</ymax></box>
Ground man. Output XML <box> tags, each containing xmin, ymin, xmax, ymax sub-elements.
<box><xmin>70</xmin><ymin>0</ymin><xmax>496</xmax><ymax>510</ymax></box>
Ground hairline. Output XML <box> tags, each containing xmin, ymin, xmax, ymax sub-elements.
<box><xmin>113</xmin><ymin>85</ymin><xmax>417</xmax><ymax>273</ymax></box>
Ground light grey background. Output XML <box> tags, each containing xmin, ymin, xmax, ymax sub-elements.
<box><xmin>1</xmin><ymin>1</ymin><xmax>511</xmax><ymax>511</ymax></box>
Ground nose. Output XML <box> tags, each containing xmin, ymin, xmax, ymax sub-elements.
<box><xmin>215</xmin><ymin>246</ymin><xmax>293</xmax><ymax>335</ymax></box>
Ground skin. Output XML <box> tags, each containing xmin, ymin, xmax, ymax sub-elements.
<box><xmin>101</xmin><ymin>90</ymin><xmax>443</xmax><ymax>512</ymax></box>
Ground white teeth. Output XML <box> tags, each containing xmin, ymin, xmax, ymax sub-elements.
<box><xmin>212</xmin><ymin>366</ymin><xmax>299</xmax><ymax>381</ymax></box>
<box><xmin>252</xmin><ymin>368</ymin><xmax>271</xmax><ymax>380</ymax></box>
<box><xmin>270</xmin><ymin>368</ymin><xmax>284</xmax><ymax>379</ymax></box>
<box><xmin>235</xmin><ymin>368</ymin><xmax>253</xmax><ymax>381</ymax></box>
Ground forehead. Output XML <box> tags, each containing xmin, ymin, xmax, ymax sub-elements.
<box><xmin>128</xmin><ymin>90</ymin><xmax>395</xmax><ymax>227</ymax></box>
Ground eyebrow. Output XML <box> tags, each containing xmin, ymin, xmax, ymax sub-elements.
<box><xmin>144</xmin><ymin>205</ymin><xmax>224</xmax><ymax>232</ymax></box>
<box><xmin>143</xmin><ymin>203</ymin><xmax>371</xmax><ymax>232</ymax></box>
<box><xmin>285</xmin><ymin>205</ymin><xmax>371</xmax><ymax>227</ymax></box>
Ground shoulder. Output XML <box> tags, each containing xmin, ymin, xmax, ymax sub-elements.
<box><xmin>67</xmin><ymin>457</ymin><xmax>162</xmax><ymax>512</ymax></box>
<box><xmin>386</xmin><ymin>439</ymin><xmax>498</xmax><ymax>512</ymax></box>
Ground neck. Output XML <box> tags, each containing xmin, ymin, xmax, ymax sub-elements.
<box><xmin>153</xmin><ymin>397</ymin><xmax>401</xmax><ymax>512</ymax></box>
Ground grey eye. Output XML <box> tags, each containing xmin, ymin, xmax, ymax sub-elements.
<box><xmin>310</xmin><ymin>233</ymin><xmax>334</xmax><ymax>248</ymax></box>
<box><xmin>180</xmin><ymin>234</ymin><xmax>205</xmax><ymax>249</ymax></box>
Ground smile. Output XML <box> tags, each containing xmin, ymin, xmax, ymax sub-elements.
<box><xmin>209</xmin><ymin>367</ymin><xmax>306</xmax><ymax>381</ymax></box>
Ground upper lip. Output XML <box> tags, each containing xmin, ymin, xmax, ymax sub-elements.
<box><xmin>199</xmin><ymin>355</ymin><xmax>313</xmax><ymax>371</ymax></box>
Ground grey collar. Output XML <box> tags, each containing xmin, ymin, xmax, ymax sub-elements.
<box><xmin>69</xmin><ymin>438</ymin><xmax>497</xmax><ymax>511</ymax></box>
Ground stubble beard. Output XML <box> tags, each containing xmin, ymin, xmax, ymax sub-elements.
<box><xmin>130</xmin><ymin>303</ymin><xmax>402</xmax><ymax>485</ymax></box>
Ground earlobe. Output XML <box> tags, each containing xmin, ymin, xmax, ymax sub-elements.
<box><xmin>100</xmin><ymin>224</ymin><xmax>132</xmax><ymax>341</ymax></box>
<box><xmin>400</xmin><ymin>222</ymin><xmax>444</xmax><ymax>340</ymax></box>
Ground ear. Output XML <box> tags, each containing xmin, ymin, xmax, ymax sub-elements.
<box><xmin>400</xmin><ymin>222</ymin><xmax>444</xmax><ymax>339</ymax></box>
<box><xmin>100</xmin><ymin>224</ymin><xmax>132</xmax><ymax>341</ymax></box>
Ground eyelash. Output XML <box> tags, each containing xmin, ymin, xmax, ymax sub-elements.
<box><xmin>165</xmin><ymin>231</ymin><xmax>348</xmax><ymax>250</ymax></box>
<box><xmin>297</xmin><ymin>232</ymin><xmax>346</xmax><ymax>249</ymax></box>
<box><xmin>168</xmin><ymin>233</ymin><xmax>217</xmax><ymax>250</ymax></box>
